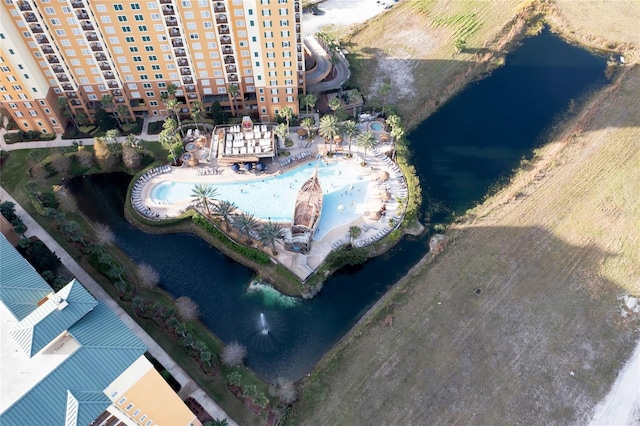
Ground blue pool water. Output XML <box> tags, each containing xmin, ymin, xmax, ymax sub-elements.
<box><xmin>150</xmin><ymin>160</ymin><xmax>369</xmax><ymax>239</ymax></box>
<box><xmin>369</xmin><ymin>121</ymin><xmax>384</xmax><ymax>132</ymax></box>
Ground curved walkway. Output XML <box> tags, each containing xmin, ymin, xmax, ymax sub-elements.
<box><xmin>0</xmin><ymin>186</ymin><xmax>237</xmax><ymax>426</ymax></box>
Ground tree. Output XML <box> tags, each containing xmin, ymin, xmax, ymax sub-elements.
<box><xmin>165</xmin><ymin>98</ymin><xmax>184</xmax><ymax>137</ymax></box>
<box><xmin>166</xmin><ymin>83</ymin><xmax>178</xmax><ymax>98</ymax></box>
<box><xmin>50</xmin><ymin>153</ymin><xmax>71</xmax><ymax>175</ymax></box>
<box><xmin>342</xmin><ymin>119</ymin><xmax>360</xmax><ymax>157</ymax></box>
<box><xmin>454</xmin><ymin>37</ymin><xmax>467</xmax><ymax>53</ymax></box>
<box><xmin>53</xmin><ymin>185</ymin><xmax>78</xmax><ymax>213</ymax></box>
<box><xmin>379</xmin><ymin>82</ymin><xmax>393</xmax><ymax>116</ymax></box>
<box><xmin>258</xmin><ymin>221</ymin><xmax>284</xmax><ymax>255</ymax></box>
<box><xmin>318</xmin><ymin>114</ymin><xmax>339</xmax><ymax>153</ymax></box>
<box><xmin>349</xmin><ymin>226</ymin><xmax>362</xmax><ymax>242</ymax></box>
<box><xmin>122</xmin><ymin>145</ymin><xmax>142</xmax><ymax>169</ymax></box>
<box><xmin>75</xmin><ymin>112</ymin><xmax>89</xmax><ymax>127</ymax></box>
<box><xmin>328</xmin><ymin>97</ymin><xmax>342</xmax><ymax>113</ymax></box>
<box><xmin>212</xmin><ymin>199</ymin><xmax>237</xmax><ymax>232</ymax></box>
<box><xmin>176</xmin><ymin>296</ymin><xmax>200</xmax><ymax>321</ymax></box>
<box><xmin>233</xmin><ymin>212</ymin><xmax>259</xmax><ymax>244</ymax></box>
<box><xmin>101</xmin><ymin>94</ymin><xmax>118</xmax><ymax>122</ymax></box>
<box><xmin>300</xmin><ymin>117</ymin><xmax>315</xmax><ymax>139</ymax></box>
<box><xmin>190</xmin><ymin>100</ymin><xmax>203</xmax><ymax>131</ymax></box>
<box><xmin>191</xmin><ymin>184</ymin><xmax>218</xmax><ymax>217</ymax></box>
<box><xmin>356</xmin><ymin>131</ymin><xmax>377</xmax><ymax>164</ymax></box>
<box><xmin>116</xmin><ymin>104</ymin><xmax>130</xmax><ymax>124</ymax></box>
<box><xmin>269</xmin><ymin>377</ymin><xmax>297</xmax><ymax>405</ymax></box>
<box><xmin>76</xmin><ymin>149</ymin><xmax>94</xmax><ymax>168</ymax></box>
<box><xmin>93</xmin><ymin>223</ymin><xmax>115</xmax><ymax>246</ymax></box>
<box><xmin>300</xmin><ymin>93</ymin><xmax>318</xmax><ymax>116</ymax></box>
<box><xmin>105</xmin><ymin>128</ymin><xmax>120</xmax><ymax>145</ymax></box>
<box><xmin>278</xmin><ymin>106</ymin><xmax>294</xmax><ymax>131</ymax></box>
<box><xmin>159</xmin><ymin>129</ymin><xmax>181</xmax><ymax>166</ymax></box>
<box><xmin>228</xmin><ymin>83</ymin><xmax>240</xmax><ymax>116</ymax></box>
<box><xmin>0</xmin><ymin>201</ymin><xmax>18</xmax><ymax>223</ymax></box>
<box><xmin>132</xmin><ymin>296</ymin><xmax>145</xmax><ymax>314</ymax></box>
<box><xmin>274</xmin><ymin>123</ymin><xmax>288</xmax><ymax>149</ymax></box>
<box><xmin>57</xmin><ymin>97</ymin><xmax>78</xmax><ymax>128</ymax></box>
<box><xmin>227</xmin><ymin>371</ymin><xmax>242</xmax><ymax>386</ymax></box>
<box><xmin>94</xmin><ymin>137</ymin><xmax>117</xmax><ymax>170</ymax></box>
<box><xmin>200</xmin><ymin>350</ymin><xmax>213</xmax><ymax>367</ymax></box>
<box><xmin>208</xmin><ymin>419</ymin><xmax>229</xmax><ymax>426</ymax></box>
<box><xmin>136</xmin><ymin>262</ymin><xmax>160</xmax><ymax>290</ymax></box>
<box><xmin>94</xmin><ymin>109</ymin><xmax>117</xmax><ymax>131</ymax></box>
<box><xmin>221</xmin><ymin>342</ymin><xmax>247</xmax><ymax>367</ymax></box>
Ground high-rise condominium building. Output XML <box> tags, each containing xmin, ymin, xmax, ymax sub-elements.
<box><xmin>0</xmin><ymin>0</ymin><xmax>304</xmax><ymax>134</ymax></box>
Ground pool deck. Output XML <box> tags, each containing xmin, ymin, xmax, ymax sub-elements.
<box><xmin>133</xmin><ymin>131</ymin><xmax>408</xmax><ymax>281</ymax></box>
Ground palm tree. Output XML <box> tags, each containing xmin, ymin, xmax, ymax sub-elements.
<box><xmin>57</xmin><ymin>97</ymin><xmax>78</xmax><ymax>128</ymax></box>
<box><xmin>191</xmin><ymin>184</ymin><xmax>218</xmax><ymax>216</ymax></box>
<box><xmin>228</xmin><ymin>83</ymin><xmax>240</xmax><ymax>116</ymax></box>
<box><xmin>258</xmin><ymin>221</ymin><xmax>284</xmax><ymax>255</ymax></box>
<box><xmin>105</xmin><ymin>128</ymin><xmax>120</xmax><ymax>145</ymax></box>
<box><xmin>379</xmin><ymin>83</ymin><xmax>393</xmax><ymax>116</ymax></box>
<box><xmin>274</xmin><ymin>123</ymin><xmax>288</xmax><ymax>149</ymax></box>
<box><xmin>300</xmin><ymin>93</ymin><xmax>318</xmax><ymax>116</ymax></box>
<box><xmin>213</xmin><ymin>199</ymin><xmax>237</xmax><ymax>231</ymax></box>
<box><xmin>342</xmin><ymin>119</ymin><xmax>360</xmax><ymax>157</ymax></box>
<box><xmin>300</xmin><ymin>117</ymin><xmax>315</xmax><ymax>140</ymax></box>
<box><xmin>328</xmin><ymin>97</ymin><xmax>342</xmax><ymax>113</ymax></box>
<box><xmin>166</xmin><ymin>98</ymin><xmax>184</xmax><ymax>137</ymax></box>
<box><xmin>159</xmin><ymin>129</ymin><xmax>180</xmax><ymax>165</ymax></box>
<box><xmin>318</xmin><ymin>114</ymin><xmax>339</xmax><ymax>154</ymax></box>
<box><xmin>233</xmin><ymin>212</ymin><xmax>259</xmax><ymax>245</ymax></box>
<box><xmin>279</xmin><ymin>106</ymin><xmax>294</xmax><ymax>131</ymax></box>
<box><xmin>101</xmin><ymin>94</ymin><xmax>119</xmax><ymax>122</ymax></box>
<box><xmin>356</xmin><ymin>131</ymin><xmax>377</xmax><ymax>165</ymax></box>
<box><xmin>190</xmin><ymin>100</ymin><xmax>203</xmax><ymax>131</ymax></box>
<box><xmin>116</xmin><ymin>104</ymin><xmax>130</xmax><ymax>124</ymax></box>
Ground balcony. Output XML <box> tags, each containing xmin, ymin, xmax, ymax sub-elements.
<box><xmin>225</xmin><ymin>65</ymin><xmax>236</xmax><ymax>73</ymax></box>
<box><xmin>86</xmin><ymin>32</ymin><xmax>98</xmax><ymax>41</ymax></box>
<box><xmin>165</xmin><ymin>17</ymin><xmax>178</xmax><ymax>26</ymax></box>
<box><xmin>95</xmin><ymin>53</ymin><xmax>106</xmax><ymax>61</ymax></box>
<box><xmin>70</xmin><ymin>100</ymin><xmax>82</xmax><ymax>106</ymax></box>
<box><xmin>224</xmin><ymin>55</ymin><xmax>235</xmax><ymax>64</ymax></box>
<box><xmin>72</xmin><ymin>1</ymin><xmax>83</xmax><ymax>8</ymax></box>
<box><xmin>24</xmin><ymin>13</ymin><xmax>37</xmax><ymax>23</ymax></box>
<box><xmin>185</xmin><ymin>85</ymin><xmax>196</xmax><ymax>92</ymax></box>
<box><xmin>175</xmin><ymin>48</ymin><xmax>186</xmax><ymax>57</ymax></box>
<box><xmin>177</xmin><ymin>58</ymin><xmax>188</xmax><ymax>66</ymax></box>
<box><xmin>47</xmin><ymin>55</ymin><xmax>60</xmax><ymax>64</ymax></box>
<box><xmin>159</xmin><ymin>0</ymin><xmax>171</xmax><ymax>3</ymax></box>
<box><xmin>81</xmin><ymin>22</ymin><xmax>94</xmax><ymax>31</ymax></box>
<box><xmin>52</xmin><ymin>65</ymin><xmax>64</xmax><ymax>73</ymax></box>
<box><xmin>111</xmin><ymin>89</ymin><xmax>122</xmax><ymax>96</ymax></box>
<box><xmin>162</xmin><ymin>6</ymin><xmax>175</xmax><ymax>15</ymax></box>
<box><xmin>76</xmin><ymin>10</ymin><xmax>89</xmax><ymax>20</ymax></box>
<box><xmin>172</xmin><ymin>39</ymin><xmax>183</xmax><ymax>47</ymax></box>
<box><xmin>103</xmin><ymin>71</ymin><xmax>115</xmax><ymax>80</ymax></box>
<box><xmin>36</xmin><ymin>35</ymin><xmax>49</xmax><ymax>44</ymax></box>
<box><xmin>295</xmin><ymin>13</ymin><xmax>300</xmax><ymax>23</ymax></box>
<box><xmin>107</xmin><ymin>80</ymin><xmax>119</xmax><ymax>88</ymax></box>
<box><xmin>296</xmin><ymin>24</ymin><xmax>300</xmax><ymax>32</ymax></box>
<box><xmin>61</xmin><ymin>83</ymin><xmax>74</xmax><ymax>91</ymax></box>
<box><xmin>66</xmin><ymin>92</ymin><xmax>78</xmax><ymax>98</ymax></box>
<box><xmin>115</xmin><ymin>97</ymin><xmax>125</xmax><ymax>103</ymax></box>
<box><xmin>216</xmin><ymin>14</ymin><xmax>227</xmax><ymax>24</ymax></box>
<box><xmin>42</xmin><ymin>46</ymin><xmax>54</xmax><ymax>54</ymax></box>
<box><xmin>90</xmin><ymin>43</ymin><xmax>103</xmax><ymax>51</ymax></box>
<box><xmin>296</xmin><ymin>34</ymin><xmax>301</xmax><ymax>42</ymax></box>
<box><xmin>18</xmin><ymin>2</ymin><xmax>32</xmax><ymax>11</ymax></box>
<box><xmin>169</xmin><ymin>28</ymin><xmax>181</xmax><ymax>37</ymax></box>
<box><xmin>57</xmin><ymin>75</ymin><xmax>69</xmax><ymax>82</ymax></box>
<box><xmin>297</xmin><ymin>44</ymin><xmax>302</xmax><ymax>52</ymax></box>
<box><xmin>220</xmin><ymin>36</ymin><xmax>231</xmax><ymax>45</ymax></box>
<box><xmin>180</xmin><ymin>67</ymin><xmax>191</xmax><ymax>75</ymax></box>
<box><xmin>97</xmin><ymin>62</ymin><xmax>110</xmax><ymax>71</ymax></box>
<box><xmin>182</xmin><ymin>76</ymin><xmax>193</xmax><ymax>84</ymax></box>
<box><xmin>214</xmin><ymin>3</ymin><xmax>225</xmax><ymax>13</ymax></box>
<box><xmin>218</xmin><ymin>25</ymin><xmax>230</xmax><ymax>35</ymax></box>
<box><xmin>295</xmin><ymin>2</ymin><xmax>300</xmax><ymax>13</ymax></box>
<box><xmin>227</xmin><ymin>74</ymin><xmax>238</xmax><ymax>82</ymax></box>
<box><xmin>298</xmin><ymin>62</ymin><xmax>303</xmax><ymax>71</ymax></box>
<box><xmin>187</xmin><ymin>93</ymin><xmax>198</xmax><ymax>99</ymax></box>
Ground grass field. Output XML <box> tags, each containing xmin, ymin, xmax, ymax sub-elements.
<box><xmin>287</xmin><ymin>2</ymin><xmax>640</xmax><ymax>424</ymax></box>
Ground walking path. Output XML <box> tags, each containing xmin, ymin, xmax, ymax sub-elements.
<box><xmin>0</xmin><ymin>186</ymin><xmax>237</xmax><ymax>426</ymax></box>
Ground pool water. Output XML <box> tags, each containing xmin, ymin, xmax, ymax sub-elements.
<box><xmin>369</xmin><ymin>121</ymin><xmax>384</xmax><ymax>132</ymax></box>
<box><xmin>150</xmin><ymin>160</ymin><xmax>368</xmax><ymax>238</ymax></box>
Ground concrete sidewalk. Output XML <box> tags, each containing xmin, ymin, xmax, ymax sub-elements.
<box><xmin>0</xmin><ymin>186</ymin><xmax>237</xmax><ymax>426</ymax></box>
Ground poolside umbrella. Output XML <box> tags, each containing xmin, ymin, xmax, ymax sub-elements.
<box><xmin>297</xmin><ymin>128</ymin><xmax>308</xmax><ymax>138</ymax></box>
<box><xmin>256</xmin><ymin>162</ymin><xmax>265</xmax><ymax>171</ymax></box>
<box><xmin>189</xmin><ymin>157</ymin><xmax>199</xmax><ymax>167</ymax></box>
<box><xmin>379</xmin><ymin>171</ymin><xmax>390</xmax><ymax>182</ymax></box>
<box><xmin>231</xmin><ymin>163</ymin><xmax>240</xmax><ymax>172</ymax></box>
<box><xmin>380</xmin><ymin>190</ymin><xmax>391</xmax><ymax>201</ymax></box>
<box><xmin>244</xmin><ymin>162</ymin><xmax>253</xmax><ymax>171</ymax></box>
<box><xmin>371</xmin><ymin>211</ymin><xmax>381</xmax><ymax>220</ymax></box>
<box><xmin>380</xmin><ymin>133</ymin><xmax>390</xmax><ymax>142</ymax></box>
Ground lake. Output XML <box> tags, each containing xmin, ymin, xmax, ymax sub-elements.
<box><xmin>68</xmin><ymin>29</ymin><xmax>606</xmax><ymax>382</ymax></box>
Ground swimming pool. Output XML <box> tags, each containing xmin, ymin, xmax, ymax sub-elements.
<box><xmin>369</xmin><ymin>121</ymin><xmax>384</xmax><ymax>132</ymax></box>
<box><xmin>150</xmin><ymin>160</ymin><xmax>369</xmax><ymax>239</ymax></box>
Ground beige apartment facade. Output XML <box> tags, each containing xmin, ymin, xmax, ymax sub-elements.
<box><xmin>0</xmin><ymin>0</ymin><xmax>304</xmax><ymax>133</ymax></box>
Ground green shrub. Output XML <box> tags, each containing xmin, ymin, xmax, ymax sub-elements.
<box><xmin>192</xmin><ymin>213</ymin><xmax>270</xmax><ymax>265</ymax></box>
<box><xmin>325</xmin><ymin>246</ymin><xmax>368</xmax><ymax>269</ymax></box>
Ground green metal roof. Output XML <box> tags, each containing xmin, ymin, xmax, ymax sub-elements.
<box><xmin>0</xmin><ymin>235</ymin><xmax>51</xmax><ymax>320</ymax></box>
<box><xmin>0</xmin><ymin>235</ymin><xmax>147</xmax><ymax>425</ymax></box>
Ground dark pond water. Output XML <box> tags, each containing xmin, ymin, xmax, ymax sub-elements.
<box><xmin>68</xmin><ymin>29</ymin><xmax>606</xmax><ymax>382</ymax></box>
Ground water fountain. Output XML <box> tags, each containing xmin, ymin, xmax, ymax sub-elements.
<box><xmin>259</xmin><ymin>312</ymin><xmax>269</xmax><ymax>336</ymax></box>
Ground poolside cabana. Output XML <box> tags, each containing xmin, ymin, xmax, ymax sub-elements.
<box><xmin>214</xmin><ymin>117</ymin><xmax>277</xmax><ymax>164</ymax></box>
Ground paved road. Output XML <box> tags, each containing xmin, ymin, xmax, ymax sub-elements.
<box><xmin>0</xmin><ymin>186</ymin><xmax>238</xmax><ymax>426</ymax></box>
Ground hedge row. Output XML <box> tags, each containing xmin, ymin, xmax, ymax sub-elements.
<box><xmin>192</xmin><ymin>213</ymin><xmax>270</xmax><ymax>265</ymax></box>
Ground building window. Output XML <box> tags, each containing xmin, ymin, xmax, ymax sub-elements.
<box><xmin>125</xmin><ymin>403</ymin><xmax>134</xmax><ymax>411</ymax></box>
<box><xmin>114</xmin><ymin>4</ymin><xmax>124</xmax><ymax>10</ymax></box>
<box><xmin>134</xmin><ymin>14</ymin><xmax>143</xmax><ymax>21</ymax></box>
<box><xmin>130</xmin><ymin>47</ymin><xmax>139</xmax><ymax>52</ymax></box>
<box><xmin>138</xmin><ymin>25</ymin><xmax>148</xmax><ymax>31</ymax></box>
<box><xmin>122</xmin><ymin>26</ymin><xmax>131</xmax><ymax>32</ymax></box>
<box><xmin>131</xmin><ymin>3</ymin><xmax>140</xmax><ymax>9</ymax></box>
<box><xmin>149</xmin><ymin>100</ymin><xmax>158</xmax><ymax>106</ymax></box>
<box><xmin>118</xmin><ymin>15</ymin><xmax>127</xmax><ymax>22</ymax></box>
<box><xmin>145</xmin><ymin>46</ymin><xmax>154</xmax><ymax>51</ymax></box>
<box><xmin>148</xmin><ymin>55</ymin><xmax>158</xmax><ymax>61</ymax></box>
<box><xmin>142</xmin><ymin>35</ymin><xmax>151</xmax><ymax>42</ymax></box>
<box><xmin>125</xmin><ymin>36</ymin><xmax>135</xmax><ymax>43</ymax></box>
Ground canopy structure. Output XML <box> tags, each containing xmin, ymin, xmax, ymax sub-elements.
<box><xmin>380</xmin><ymin>190</ymin><xmax>391</xmax><ymax>201</ymax></box>
<box><xmin>379</xmin><ymin>170</ymin><xmax>390</xmax><ymax>182</ymax></box>
<box><xmin>256</xmin><ymin>162</ymin><xmax>266</xmax><ymax>171</ymax></box>
<box><xmin>231</xmin><ymin>163</ymin><xmax>240</xmax><ymax>172</ymax></box>
<box><xmin>244</xmin><ymin>162</ymin><xmax>253</xmax><ymax>171</ymax></box>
